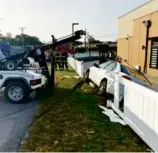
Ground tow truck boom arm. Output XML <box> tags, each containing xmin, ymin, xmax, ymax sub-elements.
<box><xmin>30</xmin><ymin>30</ymin><xmax>86</xmax><ymax>53</ymax></box>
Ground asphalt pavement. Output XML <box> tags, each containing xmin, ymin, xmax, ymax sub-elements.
<box><xmin>0</xmin><ymin>89</ymin><xmax>37</xmax><ymax>151</ymax></box>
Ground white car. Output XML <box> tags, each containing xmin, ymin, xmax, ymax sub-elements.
<box><xmin>86</xmin><ymin>61</ymin><xmax>151</xmax><ymax>98</ymax></box>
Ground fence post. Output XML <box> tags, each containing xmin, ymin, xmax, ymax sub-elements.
<box><xmin>80</xmin><ymin>61</ymin><xmax>84</xmax><ymax>77</ymax></box>
<box><xmin>114</xmin><ymin>75</ymin><xmax>120</xmax><ymax>109</ymax></box>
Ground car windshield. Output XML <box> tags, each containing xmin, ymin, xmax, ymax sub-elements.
<box><xmin>99</xmin><ymin>61</ymin><xmax>113</xmax><ymax>69</ymax></box>
<box><xmin>100</xmin><ymin>61</ymin><xmax>117</xmax><ymax>71</ymax></box>
<box><xmin>121</xmin><ymin>65</ymin><xmax>130</xmax><ymax>75</ymax></box>
<box><xmin>121</xmin><ymin>64</ymin><xmax>151</xmax><ymax>85</ymax></box>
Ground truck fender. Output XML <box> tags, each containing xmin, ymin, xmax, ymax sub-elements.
<box><xmin>1</xmin><ymin>77</ymin><xmax>31</xmax><ymax>89</ymax></box>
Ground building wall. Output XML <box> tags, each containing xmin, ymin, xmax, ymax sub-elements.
<box><xmin>118</xmin><ymin>2</ymin><xmax>158</xmax><ymax>76</ymax></box>
<box><xmin>132</xmin><ymin>14</ymin><xmax>152</xmax><ymax>69</ymax></box>
<box><xmin>118</xmin><ymin>0</ymin><xmax>158</xmax><ymax>39</ymax></box>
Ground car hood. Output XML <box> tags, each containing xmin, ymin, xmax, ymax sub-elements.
<box><xmin>26</xmin><ymin>70</ymin><xmax>43</xmax><ymax>78</ymax></box>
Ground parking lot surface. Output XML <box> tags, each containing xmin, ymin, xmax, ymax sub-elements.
<box><xmin>0</xmin><ymin>89</ymin><xmax>37</xmax><ymax>151</ymax></box>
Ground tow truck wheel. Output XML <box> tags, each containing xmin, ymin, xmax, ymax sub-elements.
<box><xmin>4</xmin><ymin>82</ymin><xmax>29</xmax><ymax>104</ymax></box>
<box><xmin>5</xmin><ymin>61</ymin><xmax>17</xmax><ymax>70</ymax></box>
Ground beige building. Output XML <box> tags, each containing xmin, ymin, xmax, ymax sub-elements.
<box><xmin>118</xmin><ymin>0</ymin><xmax>158</xmax><ymax>76</ymax></box>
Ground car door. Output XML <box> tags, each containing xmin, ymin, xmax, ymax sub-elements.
<box><xmin>89</xmin><ymin>66</ymin><xmax>99</xmax><ymax>84</ymax></box>
<box><xmin>104</xmin><ymin>62</ymin><xmax>118</xmax><ymax>94</ymax></box>
<box><xmin>89</xmin><ymin>62</ymin><xmax>110</xmax><ymax>85</ymax></box>
<box><xmin>95</xmin><ymin>62</ymin><xmax>118</xmax><ymax>88</ymax></box>
<box><xmin>93</xmin><ymin>61</ymin><xmax>113</xmax><ymax>86</ymax></box>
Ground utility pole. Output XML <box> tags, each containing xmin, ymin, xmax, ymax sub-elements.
<box><xmin>72</xmin><ymin>23</ymin><xmax>79</xmax><ymax>34</ymax></box>
<box><xmin>87</xmin><ymin>31</ymin><xmax>91</xmax><ymax>58</ymax></box>
<box><xmin>84</xmin><ymin>29</ymin><xmax>87</xmax><ymax>51</ymax></box>
<box><xmin>51</xmin><ymin>35</ymin><xmax>56</xmax><ymax>87</ymax></box>
<box><xmin>0</xmin><ymin>18</ymin><xmax>2</xmax><ymax>37</ymax></box>
<box><xmin>72</xmin><ymin>23</ymin><xmax>79</xmax><ymax>57</ymax></box>
<box><xmin>19</xmin><ymin>27</ymin><xmax>25</xmax><ymax>52</ymax></box>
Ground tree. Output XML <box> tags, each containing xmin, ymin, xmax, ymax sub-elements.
<box><xmin>88</xmin><ymin>36</ymin><xmax>102</xmax><ymax>44</ymax></box>
<box><xmin>6</xmin><ymin>32</ymin><xmax>12</xmax><ymax>39</ymax></box>
<box><xmin>0</xmin><ymin>33</ymin><xmax>43</xmax><ymax>46</ymax></box>
<box><xmin>14</xmin><ymin>34</ymin><xmax>43</xmax><ymax>46</ymax></box>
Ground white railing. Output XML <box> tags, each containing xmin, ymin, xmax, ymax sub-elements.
<box><xmin>68</xmin><ymin>56</ymin><xmax>158</xmax><ymax>151</ymax></box>
<box><xmin>67</xmin><ymin>57</ymin><xmax>99</xmax><ymax>77</ymax></box>
<box><xmin>112</xmin><ymin>75</ymin><xmax>158</xmax><ymax>152</ymax></box>
<box><xmin>67</xmin><ymin>57</ymin><xmax>84</xmax><ymax>77</ymax></box>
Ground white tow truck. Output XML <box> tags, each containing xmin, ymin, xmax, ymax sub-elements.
<box><xmin>0</xmin><ymin>30</ymin><xmax>86</xmax><ymax>104</ymax></box>
<box><xmin>0</xmin><ymin>70</ymin><xmax>47</xmax><ymax>104</ymax></box>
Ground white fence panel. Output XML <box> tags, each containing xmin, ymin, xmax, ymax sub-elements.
<box><xmin>68</xmin><ymin>57</ymin><xmax>99</xmax><ymax>77</ymax></box>
<box><xmin>115</xmin><ymin>76</ymin><xmax>158</xmax><ymax>152</ymax></box>
<box><xmin>67</xmin><ymin>57</ymin><xmax>84</xmax><ymax>77</ymax></box>
<box><xmin>74</xmin><ymin>51</ymin><xmax>99</xmax><ymax>58</ymax></box>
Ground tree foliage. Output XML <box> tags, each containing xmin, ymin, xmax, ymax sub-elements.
<box><xmin>88</xmin><ymin>36</ymin><xmax>102</xmax><ymax>44</ymax></box>
<box><xmin>0</xmin><ymin>33</ymin><xmax>43</xmax><ymax>46</ymax></box>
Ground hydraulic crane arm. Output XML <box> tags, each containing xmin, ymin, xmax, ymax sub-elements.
<box><xmin>29</xmin><ymin>30</ymin><xmax>86</xmax><ymax>53</ymax></box>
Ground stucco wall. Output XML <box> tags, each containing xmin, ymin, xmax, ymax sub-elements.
<box><xmin>118</xmin><ymin>10</ymin><xmax>158</xmax><ymax>76</ymax></box>
<box><xmin>118</xmin><ymin>0</ymin><xmax>158</xmax><ymax>39</ymax></box>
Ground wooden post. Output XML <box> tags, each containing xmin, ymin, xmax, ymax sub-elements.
<box><xmin>50</xmin><ymin>35</ymin><xmax>56</xmax><ymax>87</ymax></box>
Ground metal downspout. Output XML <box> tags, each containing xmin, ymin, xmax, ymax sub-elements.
<box><xmin>143</xmin><ymin>20</ymin><xmax>152</xmax><ymax>74</ymax></box>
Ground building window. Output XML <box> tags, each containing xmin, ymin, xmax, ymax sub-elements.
<box><xmin>150</xmin><ymin>40</ymin><xmax>158</xmax><ymax>69</ymax></box>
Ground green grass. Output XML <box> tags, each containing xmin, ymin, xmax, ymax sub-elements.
<box><xmin>20</xmin><ymin>70</ymin><xmax>148</xmax><ymax>152</ymax></box>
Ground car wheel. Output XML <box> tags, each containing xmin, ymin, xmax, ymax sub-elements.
<box><xmin>84</xmin><ymin>70</ymin><xmax>90</xmax><ymax>83</ymax></box>
<box><xmin>4</xmin><ymin>81</ymin><xmax>29</xmax><ymax>104</ymax></box>
<box><xmin>5</xmin><ymin>61</ymin><xmax>17</xmax><ymax>70</ymax></box>
<box><xmin>98</xmin><ymin>80</ymin><xmax>107</xmax><ymax>97</ymax></box>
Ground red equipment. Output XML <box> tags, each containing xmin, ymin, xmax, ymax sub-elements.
<box><xmin>55</xmin><ymin>46</ymin><xmax>76</xmax><ymax>54</ymax></box>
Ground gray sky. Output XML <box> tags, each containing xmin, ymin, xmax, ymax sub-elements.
<box><xmin>0</xmin><ymin>0</ymin><xmax>148</xmax><ymax>42</ymax></box>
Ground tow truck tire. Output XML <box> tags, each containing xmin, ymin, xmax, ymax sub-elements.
<box><xmin>5</xmin><ymin>61</ymin><xmax>17</xmax><ymax>70</ymax></box>
<box><xmin>4</xmin><ymin>81</ymin><xmax>29</xmax><ymax>104</ymax></box>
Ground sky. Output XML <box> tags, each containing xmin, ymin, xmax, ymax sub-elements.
<box><xmin>0</xmin><ymin>0</ymin><xmax>148</xmax><ymax>42</ymax></box>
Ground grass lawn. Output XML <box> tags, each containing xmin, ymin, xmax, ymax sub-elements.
<box><xmin>20</xmin><ymin>70</ymin><xmax>148</xmax><ymax>152</ymax></box>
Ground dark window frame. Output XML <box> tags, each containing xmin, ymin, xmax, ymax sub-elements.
<box><xmin>150</xmin><ymin>38</ymin><xmax>158</xmax><ymax>69</ymax></box>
